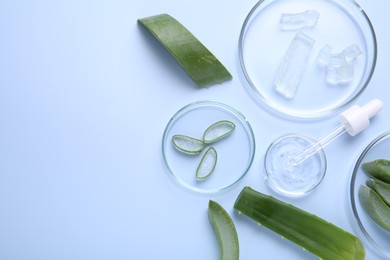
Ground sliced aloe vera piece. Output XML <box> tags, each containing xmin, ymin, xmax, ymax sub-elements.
<box><xmin>172</xmin><ymin>134</ymin><xmax>206</xmax><ymax>155</ymax></box>
<box><xmin>362</xmin><ymin>159</ymin><xmax>390</xmax><ymax>183</ymax></box>
<box><xmin>196</xmin><ymin>147</ymin><xmax>217</xmax><ymax>180</ymax></box>
<box><xmin>359</xmin><ymin>185</ymin><xmax>390</xmax><ymax>232</ymax></box>
<box><xmin>366</xmin><ymin>179</ymin><xmax>390</xmax><ymax>206</ymax></box>
<box><xmin>208</xmin><ymin>200</ymin><xmax>239</xmax><ymax>260</ymax></box>
<box><xmin>234</xmin><ymin>187</ymin><xmax>365</xmax><ymax>260</ymax></box>
<box><xmin>138</xmin><ymin>14</ymin><xmax>232</xmax><ymax>87</ymax></box>
<box><xmin>203</xmin><ymin>120</ymin><xmax>236</xmax><ymax>144</ymax></box>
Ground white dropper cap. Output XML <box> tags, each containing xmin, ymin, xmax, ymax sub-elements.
<box><xmin>340</xmin><ymin>99</ymin><xmax>384</xmax><ymax>136</ymax></box>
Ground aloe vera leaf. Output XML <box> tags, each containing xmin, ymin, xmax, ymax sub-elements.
<box><xmin>138</xmin><ymin>14</ymin><xmax>232</xmax><ymax>87</ymax></box>
<box><xmin>172</xmin><ymin>134</ymin><xmax>206</xmax><ymax>155</ymax></box>
<box><xmin>203</xmin><ymin>120</ymin><xmax>236</xmax><ymax>144</ymax></box>
<box><xmin>208</xmin><ymin>200</ymin><xmax>239</xmax><ymax>260</ymax></box>
<box><xmin>196</xmin><ymin>147</ymin><xmax>217</xmax><ymax>180</ymax></box>
<box><xmin>234</xmin><ymin>187</ymin><xmax>365</xmax><ymax>260</ymax></box>
<box><xmin>362</xmin><ymin>159</ymin><xmax>390</xmax><ymax>183</ymax></box>
<box><xmin>366</xmin><ymin>179</ymin><xmax>390</xmax><ymax>206</ymax></box>
<box><xmin>359</xmin><ymin>185</ymin><xmax>390</xmax><ymax>232</ymax></box>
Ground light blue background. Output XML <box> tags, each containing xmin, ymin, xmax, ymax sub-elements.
<box><xmin>0</xmin><ymin>0</ymin><xmax>389</xmax><ymax>259</ymax></box>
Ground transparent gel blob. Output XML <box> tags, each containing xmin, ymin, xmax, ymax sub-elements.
<box><xmin>264</xmin><ymin>134</ymin><xmax>326</xmax><ymax>196</ymax></box>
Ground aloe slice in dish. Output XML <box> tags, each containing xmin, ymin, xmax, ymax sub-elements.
<box><xmin>203</xmin><ymin>120</ymin><xmax>236</xmax><ymax>144</ymax></box>
<box><xmin>366</xmin><ymin>179</ymin><xmax>390</xmax><ymax>206</ymax></box>
<box><xmin>359</xmin><ymin>185</ymin><xmax>390</xmax><ymax>232</ymax></box>
<box><xmin>234</xmin><ymin>187</ymin><xmax>365</xmax><ymax>260</ymax></box>
<box><xmin>196</xmin><ymin>147</ymin><xmax>217</xmax><ymax>180</ymax></box>
<box><xmin>172</xmin><ymin>134</ymin><xmax>206</xmax><ymax>155</ymax></box>
<box><xmin>138</xmin><ymin>14</ymin><xmax>232</xmax><ymax>87</ymax></box>
<box><xmin>208</xmin><ymin>200</ymin><xmax>239</xmax><ymax>260</ymax></box>
<box><xmin>362</xmin><ymin>159</ymin><xmax>390</xmax><ymax>183</ymax></box>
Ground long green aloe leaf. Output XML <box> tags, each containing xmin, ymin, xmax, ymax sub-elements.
<box><xmin>234</xmin><ymin>187</ymin><xmax>365</xmax><ymax>260</ymax></box>
<box><xmin>138</xmin><ymin>14</ymin><xmax>232</xmax><ymax>87</ymax></box>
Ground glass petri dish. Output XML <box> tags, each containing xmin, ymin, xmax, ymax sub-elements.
<box><xmin>162</xmin><ymin>100</ymin><xmax>255</xmax><ymax>194</ymax></box>
<box><xmin>239</xmin><ymin>0</ymin><xmax>377</xmax><ymax>119</ymax></box>
<box><xmin>264</xmin><ymin>134</ymin><xmax>327</xmax><ymax>197</ymax></box>
<box><xmin>350</xmin><ymin>131</ymin><xmax>390</xmax><ymax>258</ymax></box>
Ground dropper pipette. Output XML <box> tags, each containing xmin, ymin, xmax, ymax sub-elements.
<box><xmin>289</xmin><ymin>99</ymin><xmax>383</xmax><ymax>166</ymax></box>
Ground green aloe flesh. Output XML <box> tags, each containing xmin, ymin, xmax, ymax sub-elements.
<box><xmin>203</xmin><ymin>120</ymin><xmax>236</xmax><ymax>144</ymax></box>
<box><xmin>172</xmin><ymin>134</ymin><xmax>206</xmax><ymax>155</ymax></box>
<box><xmin>234</xmin><ymin>187</ymin><xmax>365</xmax><ymax>260</ymax></box>
<box><xmin>359</xmin><ymin>185</ymin><xmax>390</xmax><ymax>232</ymax></box>
<box><xmin>196</xmin><ymin>147</ymin><xmax>217</xmax><ymax>180</ymax></box>
<box><xmin>362</xmin><ymin>159</ymin><xmax>390</xmax><ymax>183</ymax></box>
<box><xmin>366</xmin><ymin>179</ymin><xmax>390</xmax><ymax>206</ymax></box>
<box><xmin>138</xmin><ymin>14</ymin><xmax>232</xmax><ymax>87</ymax></box>
<box><xmin>208</xmin><ymin>200</ymin><xmax>239</xmax><ymax>260</ymax></box>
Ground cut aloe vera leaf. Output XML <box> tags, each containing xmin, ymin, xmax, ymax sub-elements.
<box><xmin>359</xmin><ymin>185</ymin><xmax>390</xmax><ymax>232</ymax></box>
<box><xmin>172</xmin><ymin>134</ymin><xmax>206</xmax><ymax>155</ymax></box>
<box><xmin>196</xmin><ymin>147</ymin><xmax>217</xmax><ymax>180</ymax></box>
<box><xmin>362</xmin><ymin>159</ymin><xmax>390</xmax><ymax>183</ymax></box>
<box><xmin>366</xmin><ymin>179</ymin><xmax>390</xmax><ymax>206</ymax></box>
<box><xmin>234</xmin><ymin>187</ymin><xmax>365</xmax><ymax>260</ymax></box>
<box><xmin>138</xmin><ymin>14</ymin><xmax>232</xmax><ymax>87</ymax></box>
<box><xmin>203</xmin><ymin>120</ymin><xmax>236</xmax><ymax>144</ymax></box>
<box><xmin>208</xmin><ymin>200</ymin><xmax>239</xmax><ymax>260</ymax></box>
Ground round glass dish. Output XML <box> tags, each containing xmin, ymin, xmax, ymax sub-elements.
<box><xmin>264</xmin><ymin>134</ymin><xmax>327</xmax><ymax>197</ymax></box>
<box><xmin>350</xmin><ymin>131</ymin><xmax>390</xmax><ymax>258</ymax></box>
<box><xmin>162</xmin><ymin>100</ymin><xmax>255</xmax><ymax>194</ymax></box>
<box><xmin>239</xmin><ymin>0</ymin><xmax>377</xmax><ymax>119</ymax></box>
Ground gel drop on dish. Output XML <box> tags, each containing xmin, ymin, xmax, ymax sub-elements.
<box><xmin>265</xmin><ymin>99</ymin><xmax>383</xmax><ymax>197</ymax></box>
